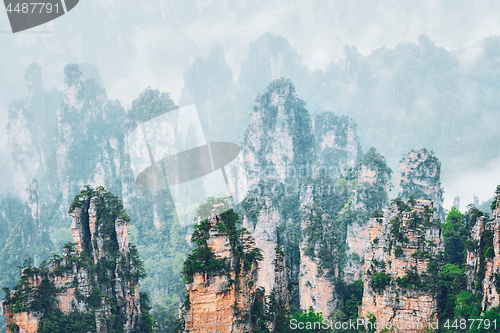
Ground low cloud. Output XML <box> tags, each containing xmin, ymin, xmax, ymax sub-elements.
<box><xmin>442</xmin><ymin>156</ymin><xmax>500</xmax><ymax>211</ymax></box>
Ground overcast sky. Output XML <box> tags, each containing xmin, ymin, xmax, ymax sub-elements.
<box><xmin>2</xmin><ymin>0</ymin><xmax>500</xmax><ymax>208</ymax></box>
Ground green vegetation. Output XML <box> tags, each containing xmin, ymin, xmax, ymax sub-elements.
<box><xmin>466</xmin><ymin>307</ymin><xmax>500</xmax><ymax>333</ymax></box>
<box><xmin>443</xmin><ymin>207</ymin><xmax>468</xmax><ymax>265</ymax></box>
<box><xmin>251</xmin><ymin>300</ymin><xmax>335</xmax><ymax>333</ymax></box>
<box><xmin>288</xmin><ymin>308</ymin><xmax>333</xmax><ymax>332</ymax></box>
<box><xmin>128</xmin><ymin>87</ymin><xmax>178</xmax><ymax>123</ymax></box>
<box><xmin>396</xmin><ymin>266</ymin><xmax>427</xmax><ymax>290</ymax></box>
<box><xmin>336</xmin><ymin>279</ymin><xmax>364</xmax><ymax>321</ymax></box>
<box><xmin>454</xmin><ymin>290</ymin><xmax>482</xmax><ymax>319</ymax></box>
<box><xmin>182</xmin><ymin>204</ymin><xmax>263</xmax><ymax>284</ymax></box>
<box><xmin>2</xmin><ymin>187</ymin><xmax>153</xmax><ymax>333</ymax></box>
<box><xmin>182</xmin><ymin>219</ymin><xmax>226</xmax><ymax>284</ymax></box>
<box><xmin>429</xmin><ymin>188</ymin><xmax>500</xmax><ymax>331</ymax></box>
<box><xmin>370</xmin><ymin>271</ymin><xmax>391</xmax><ymax>293</ymax></box>
<box><xmin>393</xmin><ymin>245</ymin><xmax>404</xmax><ymax>258</ymax></box>
<box><xmin>490</xmin><ymin>185</ymin><xmax>500</xmax><ymax>210</ymax></box>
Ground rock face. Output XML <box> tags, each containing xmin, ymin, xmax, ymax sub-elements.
<box><xmin>232</xmin><ymin>79</ymin><xmax>397</xmax><ymax>319</ymax></box>
<box><xmin>7</xmin><ymin>63</ymin><xmax>127</xmax><ymax>207</ymax></box>
<box><xmin>7</xmin><ymin>63</ymin><xmax>61</xmax><ymax>201</ymax></box>
<box><xmin>272</xmin><ymin>246</ymin><xmax>290</xmax><ymax>311</ymax></box>
<box><xmin>2</xmin><ymin>187</ymin><xmax>147</xmax><ymax>333</ymax></box>
<box><xmin>344</xmin><ymin>147</ymin><xmax>392</xmax><ymax>283</ymax></box>
<box><xmin>466</xmin><ymin>214</ymin><xmax>487</xmax><ymax>291</ymax></box>
<box><xmin>234</xmin><ymin>78</ymin><xmax>361</xmax><ymax>204</ymax></box>
<box><xmin>233</xmin><ymin>79</ymin><xmax>363</xmax><ymax>313</ymax></box>
<box><xmin>360</xmin><ymin>199</ymin><xmax>443</xmax><ymax>332</ymax></box>
<box><xmin>55</xmin><ymin>65</ymin><xmax>127</xmax><ymax>207</ymax></box>
<box><xmin>466</xmin><ymin>200</ymin><xmax>500</xmax><ymax>310</ymax></box>
<box><xmin>180</xmin><ymin>79</ymin><xmax>450</xmax><ymax>326</ymax></box>
<box><xmin>180</xmin><ymin>208</ymin><xmax>268</xmax><ymax>333</ymax></box>
<box><xmin>3</xmin><ymin>63</ymin><xmax>183</xmax><ymax>315</ymax></box>
<box><xmin>397</xmin><ymin>149</ymin><xmax>443</xmax><ymax>216</ymax></box>
<box><xmin>344</xmin><ymin>221</ymin><xmax>371</xmax><ymax>283</ymax></box>
<box><xmin>344</xmin><ymin>148</ymin><xmax>443</xmax><ymax>287</ymax></box>
<box><xmin>242</xmin><ymin>198</ymin><xmax>280</xmax><ymax>297</ymax></box>
<box><xmin>299</xmin><ymin>186</ymin><xmax>338</xmax><ymax>318</ymax></box>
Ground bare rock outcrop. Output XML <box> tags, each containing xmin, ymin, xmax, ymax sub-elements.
<box><xmin>299</xmin><ymin>186</ymin><xmax>338</xmax><ymax>318</ymax></box>
<box><xmin>180</xmin><ymin>207</ymin><xmax>267</xmax><ymax>333</ymax></box>
<box><xmin>233</xmin><ymin>78</ymin><xmax>362</xmax><ymax>203</ymax></box>
<box><xmin>233</xmin><ymin>78</ymin><xmax>363</xmax><ymax>315</ymax></box>
<box><xmin>2</xmin><ymin>187</ymin><xmax>147</xmax><ymax>333</ymax></box>
<box><xmin>397</xmin><ymin>149</ymin><xmax>443</xmax><ymax>216</ymax></box>
<box><xmin>7</xmin><ymin>64</ymin><xmax>58</xmax><ymax>201</ymax></box>
<box><xmin>360</xmin><ymin>199</ymin><xmax>443</xmax><ymax>332</ymax></box>
<box><xmin>344</xmin><ymin>147</ymin><xmax>392</xmax><ymax>283</ymax></box>
<box><xmin>466</xmin><ymin>199</ymin><xmax>500</xmax><ymax>310</ymax></box>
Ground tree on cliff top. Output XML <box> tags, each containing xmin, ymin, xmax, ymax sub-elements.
<box><xmin>182</xmin><ymin>199</ymin><xmax>263</xmax><ymax>284</ymax></box>
<box><xmin>128</xmin><ymin>87</ymin><xmax>178</xmax><ymax>123</ymax></box>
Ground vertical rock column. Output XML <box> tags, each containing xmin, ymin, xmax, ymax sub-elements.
<box><xmin>243</xmin><ymin>197</ymin><xmax>280</xmax><ymax>297</ymax></box>
<box><xmin>298</xmin><ymin>186</ymin><xmax>337</xmax><ymax>318</ymax></box>
<box><xmin>182</xmin><ymin>214</ymin><xmax>260</xmax><ymax>333</ymax></box>
<box><xmin>476</xmin><ymin>202</ymin><xmax>500</xmax><ymax>310</ymax></box>
<box><xmin>360</xmin><ymin>199</ymin><xmax>442</xmax><ymax>332</ymax></box>
<box><xmin>397</xmin><ymin>149</ymin><xmax>443</xmax><ymax>216</ymax></box>
<box><xmin>3</xmin><ymin>187</ymin><xmax>144</xmax><ymax>333</ymax></box>
<box><xmin>344</xmin><ymin>147</ymin><xmax>392</xmax><ymax>283</ymax></box>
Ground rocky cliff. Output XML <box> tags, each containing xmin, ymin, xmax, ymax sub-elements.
<box><xmin>179</xmin><ymin>203</ymin><xmax>269</xmax><ymax>333</ymax></box>
<box><xmin>241</xmin><ymin>197</ymin><xmax>281</xmax><ymax>299</ymax></box>
<box><xmin>344</xmin><ymin>147</ymin><xmax>392</xmax><ymax>283</ymax></box>
<box><xmin>397</xmin><ymin>149</ymin><xmax>443</xmax><ymax>216</ymax></box>
<box><xmin>7</xmin><ymin>63</ymin><xmax>128</xmax><ymax>208</ymax></box>
<box><xmin>344</xmin><ymin>148</ymin><xmax>442</xmax><ymax>286</ymax></box>
<box><xmin>466</xmin><ymin>198</ymin><xmax>500</xmax><ymax>311</ymax></box>
<box><xmin>55</xmin><ymin>65</ymin><xmax>128</xmax><ymax>208</ymax></box>
<box><xmin>7</xmin><ymin>63</ymin><xmax>61</xmax><ymax>202</ymax></box>
<box><xmin>360</xmin><ymin>198</ymin><xmax>443</xmax><ymax>332</ymax></box>
<box><xmin>232</xmin><ymin>78</ymin><xmax>393</xmax><ymax>319</ymax></box>
<box><xmin>234</xmin><ymin>78</ymin><xmax>361</xmax><ymax>302</ymax></box>
<box><xmin>298</xmin><ymin>186</ymin><xmax>338</xmax><ymax>318</ymax></box>
<box><xmin>2</xmin><ymin>186</ymin><xmax>151</xmax><ymax>333</ymax></box>
<box><xmin>10</xmin><ymin>60</ymin><xmax>491</xmax><ymax>332</ymax></box>
<box><xmin>3</xmin><ymin>63</ymin><xmax>186</xmax><ymax>327</ymax></box>
<box><xmin>234</xmin><ymin>78</ymin><xmax>361</xmax><ymax>204</ymax></box>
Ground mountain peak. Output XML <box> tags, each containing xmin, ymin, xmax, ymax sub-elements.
<box><xmin>2</xmin><ymin>186</ymin><xmax>152</xmax><ymax>333</ymax></box>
